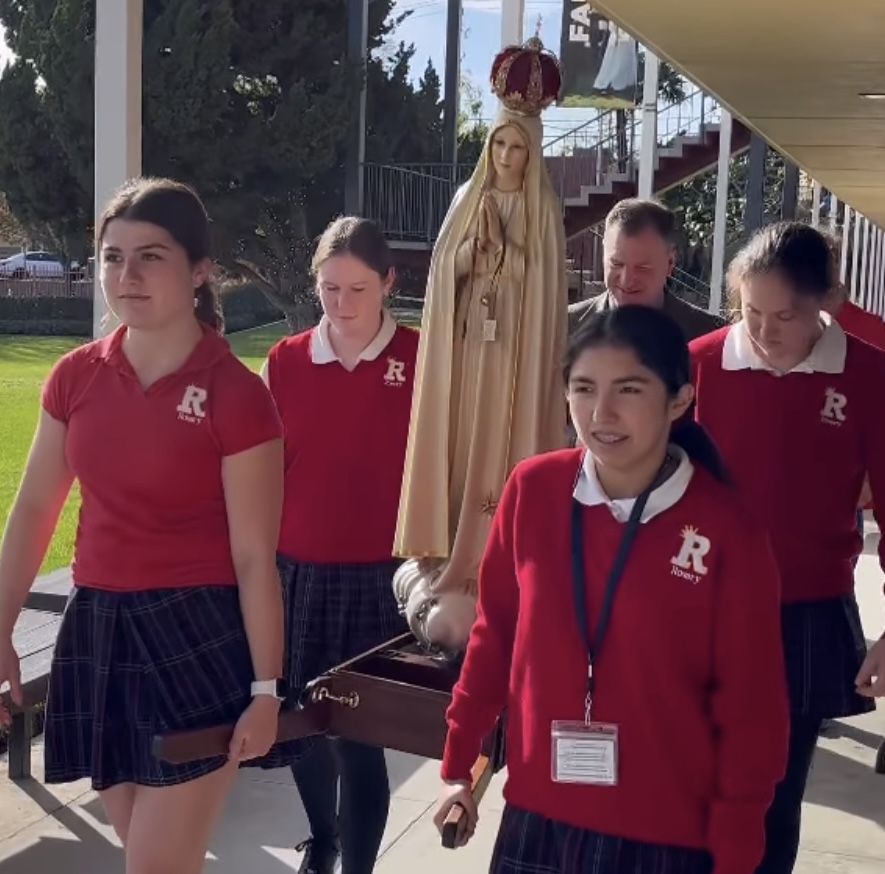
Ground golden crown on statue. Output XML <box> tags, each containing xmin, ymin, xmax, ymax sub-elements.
<box><xmin>490</xmin><ymin>35</ymin><xmax>562</xmax><ymax>117</ymax></box>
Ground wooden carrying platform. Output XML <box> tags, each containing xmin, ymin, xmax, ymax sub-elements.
<box><xmin>152</xmin><ymin>633</ymin><xmax>505</xmax><ymax>848</ymax></box>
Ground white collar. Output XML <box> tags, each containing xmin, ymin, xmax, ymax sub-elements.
<box><xmin>310</xmin><ymin>310</ymin><xmax>397</xmax><ymax>365</ymax></box>
<box><xmin>722</xmin><ymin>314</ymin><xmax>846</xmax><ymax>375</ymax></box>
<box><xmin>573</xmin><ymin>445</ymin><xmax>694</xmax><ymax>523</ymax></box>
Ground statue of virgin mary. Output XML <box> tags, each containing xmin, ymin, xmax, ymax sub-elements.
<box><xmin>393</xmin><ymin>37</ymin><xmax>568</xmax><ymax>651</ymax></box>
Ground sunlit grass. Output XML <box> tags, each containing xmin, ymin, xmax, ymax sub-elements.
<box><xmin>0</xmin><ymin>322</ymin><xmax>289</xmax><ymax>572</ymax></box>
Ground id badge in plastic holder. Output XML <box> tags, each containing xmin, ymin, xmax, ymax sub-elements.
<box><xmin>551</xmin><ymin>720</ymin><xmax>618</xmax><ymax>786</ymax></box>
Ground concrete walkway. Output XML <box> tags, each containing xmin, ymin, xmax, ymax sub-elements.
<box><xmin>2</xmin><ymin>520</ymin><xmax>884</xmax><ymax>872</ymax></box>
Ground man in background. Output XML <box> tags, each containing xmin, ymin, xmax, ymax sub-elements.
<box><xmin>568</xmin><ymin>198</ymin><xmax>726</xmax><ymax>340</ymax></box>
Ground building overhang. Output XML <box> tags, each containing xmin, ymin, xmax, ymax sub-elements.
<box><xmin>589</xmin><ymin>0</ymin><xmax>885</xmax><ymax>225</ymax></box>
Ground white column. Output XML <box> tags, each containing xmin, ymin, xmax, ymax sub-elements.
<box><xmin>872</xmin><ymin>227</ymin><xmax>882</xmax><ymax>316</ymax></box>
<box><xmin>850</xmin><ymin>212</ymin><xmax>862</xmax><ymax>302</ymax></box>
<box><xmin>876</xmin><ymin>228</ymin><xmax>885</xmax><ymax>317</ymax></box>
<box><xmin>880</xmin><ymin>230</ymin><xmax>885</xmax><ymax>317</ymax></box>
<box><xmin>93</xmin><ymin>0</ymin><xmax>143</xmax><ymax>339</ymax></box>
<box><xmin>828</xmin><ymin>194</ymin><xmax>838</xmax><ymax>234</ymax></box>
<box><xmin>879</xmin><ymin>229</ymin><xmax>885</xmax><ymax>319</ymax></box>
<box><xmin>708</xmin><ymin>110</ymin><xmax>732</xmax><ymax>316</ymax></box>
<box><xmin>810</xmin><ymin>182</ymin><xmax>821</xmax><ymax>228</ymax></box>
<box><xmin>861</xmin><ymin>217</ymin><xmax>872</xmax><ymax>309</ymax></box>
<box><xmin>840</xmin><ymin>206</ymin><xmax>851</xmax><ymax>284</ymax></box>
<box><xmin>501</xmin><ymin>0</ymin><xmax>526</xmax><ymax>46</ymax></box>
<box><xmin>637</xmin><ymin>50</ymin><xmax>659</xmax><ymax>200</ymax></box>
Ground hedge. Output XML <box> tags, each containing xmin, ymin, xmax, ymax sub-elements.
<box><xmin>0</xmin><ymin>296</ymin><xmax>92</xmax><ymax>336</ymax></box>
<box><xmin>0</xmin><ymin>284</ymin><xmax>284</xmax><ymax>337</ymax></box>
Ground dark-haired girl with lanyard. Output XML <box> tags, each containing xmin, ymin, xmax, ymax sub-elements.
<box><xmin>434</xmin><ymin>305</ymin><xmax>789</xmax><ymax>874</ymax></box>
<box><xmin>689</xmin><ymin>221</ymin><xmax>885</xmax><ymax>874</ymax></box>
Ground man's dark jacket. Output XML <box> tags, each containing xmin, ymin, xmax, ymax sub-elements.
<box><xmin>567</xmin><ymin>289</ymin><xmax>727</xmax><ymax>342</ymax></box>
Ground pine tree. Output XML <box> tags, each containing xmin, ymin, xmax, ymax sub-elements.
<box><xmin>0</xmin><ymin>0</ymin><xmax>446</xmax><ymax>326</ymax></box>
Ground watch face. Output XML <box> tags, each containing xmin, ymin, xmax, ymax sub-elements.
<box><xmin>274</xmin><ymin>678</ymin><xmax>290</xmax><ymax>700</ymax></box>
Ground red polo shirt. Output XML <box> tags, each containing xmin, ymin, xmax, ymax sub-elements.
<box><xmin>41</xmin><ymin>325</ymin><xmax>282</xmax><ymax>591</ymax></box>
<box><xmin>835</xmin><ymin>300</ymin><xmax>885</xmax><ymax>352</ymax></box>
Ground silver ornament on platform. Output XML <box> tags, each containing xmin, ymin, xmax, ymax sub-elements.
<box><xmin>392</xmin><ymin>559</ymin><xmax>477</xmax><ymax>656</ymax></box>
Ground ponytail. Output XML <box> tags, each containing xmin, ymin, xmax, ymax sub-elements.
<box><xmin>670</xmin><ymin>417</ymin><xmax>731</xmax><ymax>485</ymax></box>
<box><xmin>195</xmin><ymin>282</ymin><xmax>224</xmax><ymax>334</ymax></box>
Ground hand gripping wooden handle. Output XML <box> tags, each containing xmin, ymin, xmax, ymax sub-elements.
<box><xmin>441</xmin><ymin>753</ymin><xmax>493</xmax><ymax>850</ymax></box>
<box><xmin>151</xmin><ymin>705</ymin><xmax>325</xmax><ymax>764</ymax></box>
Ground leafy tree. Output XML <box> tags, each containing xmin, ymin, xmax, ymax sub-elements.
<box><xmin>662</xmin><ymin>147</ymin><xmax>788</xmax><ymax>285</ymax></box>
<box><xmin>0</xmin><ymin>0</ymin><xmax>449</xmax><ymax>328</ymax></box>
<box><xmin>0</xmin><ymin>54</ymin><xmax>89</xmax><ymax>257</ymax></box>
<box><xmin>457</xmin><ymin>74</ymin><xmax>489</xmax><ymax>166</ymax></box>
<box><xmin>366</xmin><ymin>49</ymin><xmax>444</xmax><ymax>164</ymax></box>
<box><xmin>0</xmin><ymin>192</ymin><xmax>30</xmax><ymax>247</ymax></box>
<box><xmin>663</xmin><ymin>149</ymin><xmax>787</xmax><ymax>247</ymax></box>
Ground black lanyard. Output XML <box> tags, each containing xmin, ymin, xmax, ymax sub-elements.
<box><xmin>570</xmin><ymin>476</ymin><xmax>651</xmax><ymax>723</ymax></box>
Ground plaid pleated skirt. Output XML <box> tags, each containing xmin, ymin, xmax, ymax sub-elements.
<box><xmin>44</xmin><ymin>584</ymin><xmax>261</xmax><ymax>791</ymax></box>
<box><xmin>255</xmin><ymin>555</ymin><xmax>408</xmax><ymax>769</ymax></box>
<box><xmin>781</xmin><ymin>594</ymin><xmax>874</xmax><ymax>719</ymax></box>
<box><xmin>489</xmin><ymin>805</ymin><xmax>713</xmax><ymax>874</ymax></box>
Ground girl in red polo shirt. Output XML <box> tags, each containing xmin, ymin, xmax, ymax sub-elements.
<box><xmin>434</xmin><ymin>305</ymin><xmax>789</xmax><ymax>874</ymax></box>
<box><xmin>0</xmin><ymin>178</ymin><xmax>286</xmax><ymax>874</ymax></box>
<box><xmin>259</xmin><ymin>217</ymin><xmax>418</xmax><ymax>874</ymax></box>
<box><xmin>689</xmin><ymin>222</ymin><xmax>885</xmax><ymax>874</ymax></box>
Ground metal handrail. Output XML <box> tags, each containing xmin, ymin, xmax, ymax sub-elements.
<box><xmin>364</xmin><ymin>72</ymin><xmax>733</xmax><ymax>311</ymax></box>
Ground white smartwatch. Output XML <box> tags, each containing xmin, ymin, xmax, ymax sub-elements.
<box><xmin>251</xmin><ymin>678</ymin><xmax>287</xmax><ymax>701</ymax></box>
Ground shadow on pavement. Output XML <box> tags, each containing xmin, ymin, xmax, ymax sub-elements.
<box><xmin>805</xmin><ymin>745</ymin><xmax>885</xmax><ymax>830</ymax></box>
<box><xmin>0</xmin><ymin>750</ymin><xmax>427</xmax><ymax>874</ymax></box>
<box><xmin>0</xmin><ymin>780</ymin><xmax>122</xmax><ymax>874</ymax></box>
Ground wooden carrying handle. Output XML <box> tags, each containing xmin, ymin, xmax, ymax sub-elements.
<box><xmin>441</xmin><ymin>802</ymin><xmax>469</xmax><ymax>849</ymax></box>
<box><xmin>441</xmin><ymin>753</ymin><xmax>492</xmax><ymax>850</ymax></box>
<box><xmin>151</xmin><ymin>724</ymin><xmax>233</xmax><ymax>764</ymax></box>
<box><xmin>151</xmin><ymin>706</ymin><xmax>325</xmax><ymax>764</ymax></box>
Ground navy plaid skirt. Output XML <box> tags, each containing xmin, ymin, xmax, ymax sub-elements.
<box><xmin>256</xmin><ymin>555</ymin><xmax>408</xmax><ymax>769</ymax></box>
<box><xmin>44</xmin><ymin>584</ymin><xmax>261</xmax><ymax>791</ymax></box>
<box><xmin>782</xmin><ymin>594</ymin><xmax>874</xmax><ymax>719</ymax></box>
<box><xmin>490</xmin><ymin>805</ymin><xmax>713</xmax><ymax>874</ymax></box>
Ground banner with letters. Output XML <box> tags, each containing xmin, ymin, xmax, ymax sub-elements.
<box><xmin>559</xmin><ymin>2</ymin><xmax>639</xmax><ymax>109</ymax></box>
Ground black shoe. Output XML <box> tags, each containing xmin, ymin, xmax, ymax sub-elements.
<box><xmin>295</xmin><ymin>838</ymin><xmax>340</xmax><ymax>874</ymax></box>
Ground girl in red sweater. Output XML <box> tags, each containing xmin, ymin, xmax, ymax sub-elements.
<box><xmin>434</xmin><ymin>305</ymin><xmax>789</xmax><ymax>874</ymax></box>
<box><xmin>690</xmin><ymin>222</ymin><xmax>885</xmax><ymax>874</ymax></box>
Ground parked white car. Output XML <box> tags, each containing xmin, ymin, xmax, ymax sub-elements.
<box><xmin>0</xmin><ymin>251</ymin><xmax>67</xmax><ymax>279</ymax></box>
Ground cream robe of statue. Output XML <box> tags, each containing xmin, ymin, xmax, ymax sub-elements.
<box><xmin>393</xmin><ymin>104</ymin><xmax>568</xmax><ymax>631</ymax></box>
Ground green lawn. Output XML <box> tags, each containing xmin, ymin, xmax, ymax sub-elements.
<box><xmin>0</xmin><ymin>321</ymin><xmax>288</xmax><ymax>574</ymax></box>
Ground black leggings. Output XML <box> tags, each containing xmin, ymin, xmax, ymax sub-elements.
<box><xmin>291</xmin><ymin>736</ymin><xmax>390</xmax><ymax>874</ymax></box>
<box><xmin>755</xmin><ymin>713</ymin><xmax>822</xmax><ymax>874</ymax></box>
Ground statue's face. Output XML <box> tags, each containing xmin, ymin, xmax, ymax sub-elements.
<box><xmin>489</xmin><ymin>124</ymin><xmax>529</xmax><ymax>191</ymax></box>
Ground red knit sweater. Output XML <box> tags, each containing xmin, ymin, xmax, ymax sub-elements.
<box><xmin>442</xmin><ymin>449</ymin><xmax>789</xmax><ymax>874</ymax></box>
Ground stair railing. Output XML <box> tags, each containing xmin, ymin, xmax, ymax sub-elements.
<box><xmin>364</xmin><ymin>75</ymin><xmax>726</xmax><ymax>244</ymax></box>
<box><xmin>544</xmin><ymin>81</ymin><xmax>723</xmax><ymax>207</ymax></box>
